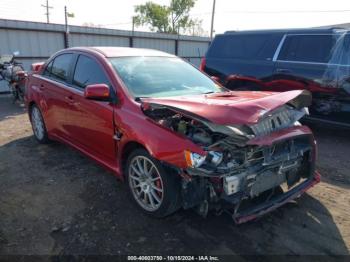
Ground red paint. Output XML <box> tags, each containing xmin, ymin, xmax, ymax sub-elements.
<box><xmin>84</xmin><ymin>84</ymin><xmax>110</xmax><ymax>99</ymax></box>
<box><xmin>31</xmin><ymin>62</ymin><xmax>45</xmax><ymax>73</ymax></box>
<box><xmin>199</xmin><ymin>57</ymin><xmax>206</xmax><ymax>72</ymax></box>
<box><xmin>225</xmin><ymin>74</ymin><xmax>338</xmax><ymax>94</ymax></box>
<box><xmin>226</xmin><ymin>75</ymin><xmax>262</xmax><ymax>85</ymax></box>
<box><xmin>142</xmin><ymin>90</ymin><xmax>309</xmax><ymax>125</ymax></box>
<box><xmin>25</xmin><ymin>48</ymin><xmax>205</xmax><ymax>177</ymax></box>
<box><xmin>25</xmin><ymin>47</ymin><xmax>317</xmax><ymax>184</ymax></box>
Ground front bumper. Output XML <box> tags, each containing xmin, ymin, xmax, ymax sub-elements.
<box><xmin>232</xmin><ymin>171</ymin><xmax>321</xmax><ymax>224</ymax></box>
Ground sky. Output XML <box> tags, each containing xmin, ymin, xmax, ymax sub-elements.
<box><xmin>1</xmin><ymin>0</ymin><xmax>350</xmax><ymax>35</ymax></box>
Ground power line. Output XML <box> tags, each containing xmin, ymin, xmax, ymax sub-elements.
<box><xmin>190</xmin><ymin>9</ymin><xmax>350</xmax><ymax>17</ymax></box>
<box><xmin>223</xmin><ymin>9</ymin><xmax>350</xmax><ymax>14</ymax></box>
<box><xmin>100</xmin><ymin>21</ymin><xmax>133</xmax><ymax>26</ymax></box>
<box><xmin>41</xmin><ymin>0</ymin><xmax>53</xmax><ymax>23</ymax></box>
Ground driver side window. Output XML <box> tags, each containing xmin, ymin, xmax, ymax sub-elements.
<box><xmin>73</xmin><ymin>55</ymin><xmax>110</xmax><ymax>88</ymax></box>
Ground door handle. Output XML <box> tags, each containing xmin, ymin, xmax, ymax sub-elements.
<box><xmin>39</xmin><ymin>84</ymin><xmax>45</xmax><ymax>91</ymax></box>
<box><xmin>65</xmin><ymin>96</ymin><xmax>75</xmax><ymax>104</ymax></box>
<box><xmin>276</xmin><ymin>68</ymin><xmax>292</xmax><ymax>74</ymax></box>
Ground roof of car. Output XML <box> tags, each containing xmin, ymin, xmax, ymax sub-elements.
<box><xmin>67</xmin><ymin>46</ymin><xmax>175</xmax><ymax>58</ymax></box>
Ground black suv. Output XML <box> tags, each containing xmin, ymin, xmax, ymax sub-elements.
<box><xmin>201</xmin><ymin>28</ymin><xmax>350</xmax><ymax>127</ymax></box>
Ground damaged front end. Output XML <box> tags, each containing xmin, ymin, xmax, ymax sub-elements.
<box><xmin>141</xmin><ymin>91</ymin><xmax>320</xmax><ymax>223</ymax></box>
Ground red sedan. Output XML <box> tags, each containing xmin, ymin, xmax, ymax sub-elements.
<box><xmin>25</xmin><ymin>47</ymin><xmax>320</xmax><ymax>223</ymax></box>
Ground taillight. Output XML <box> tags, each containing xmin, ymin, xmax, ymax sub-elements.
<box><xmin>199</xmin><ymin>57</ymin><xmax>206</xmax><ymax>72</ymax></box>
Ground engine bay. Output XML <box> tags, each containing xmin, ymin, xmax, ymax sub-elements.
<box><xmin>142</xmin><ymin>102</ymin><xmax>315</xmax><ymax>218</ymax></box>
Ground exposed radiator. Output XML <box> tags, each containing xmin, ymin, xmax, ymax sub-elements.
<box><xmin>250</xmin><ymin>106</ymin><xmax>306</xmax><ymax>137</ymax></box>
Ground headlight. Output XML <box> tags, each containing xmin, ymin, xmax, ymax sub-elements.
<box><xmin>184</xmin><ymin>150</ymin><xmax>223</xmax><ymax>168</ymax></box>
<box><xmin>184</xmin><ymin>150</ymin><xmax>206</xmax><ymax>168</ymax></box>
<box><xmin>208</xmin><ymin>151</ymin><xmax>223</xmax><ymax>166</ymax></box>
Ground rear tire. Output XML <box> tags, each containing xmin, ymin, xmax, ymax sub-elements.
<box><xmin>126</xmin><ymin>148</ymin><xmax>182</xmax><ymax>218</ymax></box>
<box><xmin>30</xmin><ymin>105</ymin><xmax>49</xmax><ymax>144</ymax></box>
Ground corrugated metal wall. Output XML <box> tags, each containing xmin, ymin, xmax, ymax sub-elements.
<box><xmin>70</xmin><ymin>34</ymin><xmax>130</xmax><ymax>47</ymax></box>
<box><xmin>0</xmin><ymin>19</ymin><xmax>210</xmax><ymax>92</ymax></box>
<box><xmin>133</xmin><ymin>38</ymin><xmax>175</xmax><ymax>54</ymax></box>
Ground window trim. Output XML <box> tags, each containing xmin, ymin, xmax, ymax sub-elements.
<box><xmin>272</xmin><ymin>34</ymin><xmax>286</xmax><ymax>62</ymax></box>
<box><xmin>275</xmin><ymin>33</ymin><xmax>341</xmax><ymax>65</ymax></box>
<box><xmin>42</xmin><ymin>60</ymin><xmax>53</xmax><ymax>77</ymax></box>
<box><xmin>71</xmin><ymin>53</ymin><xmax>113</xmax><ymax>91</ymax></box>
<box><xmin>339</xmin><ymin>33</ymin><xmax>350</xmax><ymax>66</ymax></box>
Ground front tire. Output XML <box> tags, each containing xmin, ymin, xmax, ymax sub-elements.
<box><xmin>30</xmin><ymin>105</ymin><xmax>49</xmax><ymax>144</ymax></box>
<box><xmin>126</xmin><ymin>149</ymin><xmax>181</xmax><ymax>218</ymax></box>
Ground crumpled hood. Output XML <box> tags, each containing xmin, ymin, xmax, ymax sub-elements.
<box><xmin>141</xmin><ymin>90</ymin><xmax>311</xmax><ymax>125</ymax></box>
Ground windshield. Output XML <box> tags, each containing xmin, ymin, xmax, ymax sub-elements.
<box><xmin>109</xmin><ymin>56</ymin><xmax>225</xmax><ymax>98</ymax></box>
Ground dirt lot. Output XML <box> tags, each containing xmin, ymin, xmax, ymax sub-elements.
<box><xmin>0</xmin><ymin>94</ymin><xmax>349</xmax><ymax>256</ymax></box>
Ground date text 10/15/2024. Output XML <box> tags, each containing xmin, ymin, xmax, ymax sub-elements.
<box><xmin>127</xmin><ymin>256</ymin><xmax>220</xmax><ymax>261</ymax></box>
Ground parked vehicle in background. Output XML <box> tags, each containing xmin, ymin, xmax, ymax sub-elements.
<box><xmin>0</xmin><ymin>52</ymin><xmax>27</xmax><ymax>103</ymax></box>
<box><xmin>201</xmin><ymin>28</ymin><xmax>350</xmax><ymax>128</ymax></box>
<box><xmin>25</xmin><ymin>47</ymin><xmax>320</xmax><ymax>223</ymax></box>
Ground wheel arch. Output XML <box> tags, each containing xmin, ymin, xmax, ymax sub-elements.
<box><xmin>27</xmin><ymin>101</ymin><xmax>37</xmax><ymax>120</ymax></box>
<box><xmin>120</xmin><ymin>141</ymin><xmax>148</xmax><ymax>178</ymax></box>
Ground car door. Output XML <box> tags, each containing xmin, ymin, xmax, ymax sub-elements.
<box><xmin>38</xmin><ymin>53</ymin><xmax>75</xmax><ymax>139</ymax></box>
<box><xmin>273</xmin><ymin>34</ymin><xmax>340</xmax><ymax>92</ymax></box>
<box><xmin>64</xmin><ymin>54</ymin><xmax>116</xmax><ymax>165</ymax></box>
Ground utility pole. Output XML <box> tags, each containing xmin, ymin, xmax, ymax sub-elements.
<box><xmin>64</xmin><ymin>6</ymin><xmax>74</xmax><ymax>48</ymax></box>
<box><xmin>64</xmin><ymin>6</ymin><xmax>69</xmax><ymax>48</ymax></box>
<box><xmin>64</xmin><ymin>6</ymin><xmax>68</xmax><ymax>31</ymax></box>
<box><xmin>130</xmin><ymin>16</ymin><xmax>136</xmax><ymax>48</ymax></box>
<box><xmin>210</xmin><ymin>0</ymin><xmax>216</xmax><ymax>39</ymax></box>
<box><xmin>41</xmin><ymin>0</ymin><xmax>53</xmax><ymax>23</ymax></box>
<box><xmin>132</xmin><ymin>16</ymin><xmax>135</xmax><ymax>34</ymax></box>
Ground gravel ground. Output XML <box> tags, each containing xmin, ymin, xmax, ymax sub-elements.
<box><xmin>0</xmin><ymin>95</ymin><xmax>349</xmax><ymax>256</ymax></box>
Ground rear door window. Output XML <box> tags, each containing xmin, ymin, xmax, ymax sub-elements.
<box><xmin>42</xmin><ymin>60</ymin><xmax>53</xmax><ymax>77</ymax></box>
<box><xmin>207</xmin><ymin>34</ymin><xmax>280</xmax><ymax>60</ymax></box>
<box><xmin>278</xmin><ymin>34</ymin><xmax>337</xmax><ymax>63</ymax></box>
<box><xmin>73</xmin><ymin>55</ymin><xmax>110</xmax><ymax>88</ymax></box>
<box><xmin>50</xmin><ymin>54</ymin><xmax>74</xmax><ymax>82</ymax></box>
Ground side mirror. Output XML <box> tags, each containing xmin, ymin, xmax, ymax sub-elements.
<box><xmin>84</xmin><ymin>84</ymin><xmax>110</xmax><ymax>101</ymax></box>
<box><xmin>31</xmin><ymin>62</ymin><xmax>45</xmax><ymax>73</ymax></box>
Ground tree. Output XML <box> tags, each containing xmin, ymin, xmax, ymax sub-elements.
<box><xmin>186</xmin><ymin>18</ymin><xmax>208</xmax><ymax>36</ymax></box>
<box><xmin>134</xmin><ymin>2</ymin><xmax>170</xmax><ymax>33</ymax></box>
<box><xmin>134</xmin><ymin>0</ymin><xmax>202</xmax><ymax>34</ymax></box>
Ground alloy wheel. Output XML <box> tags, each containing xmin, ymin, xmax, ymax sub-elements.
<box><xmin>31</xmin><ymin>107</ymin><xmax>45</xmax><ymax>140</ymax></box>
<box><xmin>128</xmin><ymin>155</ymin><xmax>164</xmax><ymax>212</ymax></box>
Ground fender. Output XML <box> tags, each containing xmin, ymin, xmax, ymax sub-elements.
<box><xmin>114</xmin><ymin>105</ymin><xmax>205</xmax><ymax>173</ymax></box>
